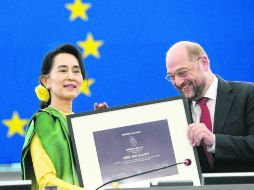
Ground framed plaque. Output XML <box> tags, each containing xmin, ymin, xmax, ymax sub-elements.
<box><xmin>67</xmin><ymin>96</ymin><xmax>201</xmax><ymax>190</ymax></box>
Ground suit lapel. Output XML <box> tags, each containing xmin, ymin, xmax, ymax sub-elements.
<box><xmin>213</xmin><ymin>76</ymin><xmax>235</xmax><ymax>133</ymax></box>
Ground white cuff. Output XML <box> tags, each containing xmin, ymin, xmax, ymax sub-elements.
<box><xmin>207</xmin><ymin>134</ymin><xmax>216</xmax><ymax>153</ymax></box>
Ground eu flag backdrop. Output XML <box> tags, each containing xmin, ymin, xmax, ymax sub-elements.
<box><xmin>1</xmin><ymin>0</ymin><xmax>254</xmax><ymax>164</ymax></box>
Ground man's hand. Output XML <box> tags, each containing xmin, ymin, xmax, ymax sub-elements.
<box><xmin>94</xmin><ymin>102</ymin><xmax>109</xmax><ymax>110</ymax></box>
<box><xmin>187</xmin><ymin>123</ymin><xmax>215</xmax><ymax>147</ymax></box>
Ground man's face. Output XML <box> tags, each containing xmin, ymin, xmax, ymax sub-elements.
<box><xmin>166</xmin><ymin>51</ymin><xmax>207</xmax><ymax>101</ymax></box>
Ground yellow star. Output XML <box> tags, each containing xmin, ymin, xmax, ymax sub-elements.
<box><xmin>2</xmin><ymin>111</ymin><xmax>28</xmax><ymax>137</ymax></box>
<box><xmin>65</xmin><ymin>0</ymin><xmax>91</xmax><ymax>21</ymax></box>
<box><xmin>80</xmin><ymin>78</ymin><xmax>95</xmax><ymax>96</ymax></box>
<box><xmin>77</xmin><ymin>33</ymin><xmax>104</xmax><ymax>59</ymax></box>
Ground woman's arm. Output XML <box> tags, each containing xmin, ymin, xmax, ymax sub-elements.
<box><xmin>30</xmin><ymin>134</ymin><xmax>86</xmax><ymax>190</ymax></box>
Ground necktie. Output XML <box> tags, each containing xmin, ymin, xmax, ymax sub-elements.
<box><xmin>197</xmin><ymin>97</ymin><xmax>214</xmax><ymax>168</ymax></box>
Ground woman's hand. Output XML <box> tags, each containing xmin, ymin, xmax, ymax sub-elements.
<box><xmin>94</xmin><ymin>102</ymin><xmax>109</xmax><ymax>110</ymax></box>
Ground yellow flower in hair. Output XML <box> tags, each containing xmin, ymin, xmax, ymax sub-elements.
<box><xmin>35</xmin><ymin>84</ymin><xmax>50</xmax><ymax>102</ymax></box>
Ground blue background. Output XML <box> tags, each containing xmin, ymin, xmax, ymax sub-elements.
<box><xmin>0</xmin><ymin>0</ymin><xmax>254</xmax><ymax>164</ymax></box>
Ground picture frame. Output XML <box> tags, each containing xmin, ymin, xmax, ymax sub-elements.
<box><xmin>67</xmin><ymin>96</ymin><xmax>202</xmax><ymax>190</ymax></box>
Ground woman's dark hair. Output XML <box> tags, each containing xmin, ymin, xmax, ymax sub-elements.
<box><xmin>39</xmin><ymin>44</ymin><xmax>87</xmax><ymax>108</ymax></box>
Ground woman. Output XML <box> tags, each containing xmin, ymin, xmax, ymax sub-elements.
<box><xmin>21</xmin><ymin>44</ymin><xmax>107</xmax><ymax>190</ymax></box>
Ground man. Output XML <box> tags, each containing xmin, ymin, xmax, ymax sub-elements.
<box><xmin>165</xmin><ymin>41</ymin><xmax>254</xmax><ymax>173</ymax></box>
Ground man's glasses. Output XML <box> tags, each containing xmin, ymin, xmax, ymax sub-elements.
<box><xmin>165</xmin><ymin>57</ymin><xmax>201</xmax><ymax>83</ymax></box>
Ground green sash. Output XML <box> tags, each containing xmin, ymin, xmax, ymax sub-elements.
<box><xmin>21</xmin><ymin>107</ymin><xmax>79</xmax><ymax>190</ymax></box>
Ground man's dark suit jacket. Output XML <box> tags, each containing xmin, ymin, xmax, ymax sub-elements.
<box><xmin>196</xmin><ymin>76</ymin><xmax>254</xmax><ymax>173</ymax></box>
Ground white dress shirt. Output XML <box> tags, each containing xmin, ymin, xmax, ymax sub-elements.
<box><xmin>191</xmin><ymin>75</ymin><xmax>218</xmax><ymax>152</ymax></box>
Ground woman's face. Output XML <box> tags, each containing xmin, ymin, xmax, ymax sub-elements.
<box><xmin>45</xmin><ymin>53</ymin><xmax>83</xmax><ymax>103</ymax></box>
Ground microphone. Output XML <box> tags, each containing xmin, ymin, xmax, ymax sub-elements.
<box><xmin>95</xmin><ymin>159</ymin><xmax>191</xmax><ymax>190</ymax></box>
<box><xmin>184</xmin><ymin>158</ymin><xmax>192</xmax><ymax>166</ymax></box>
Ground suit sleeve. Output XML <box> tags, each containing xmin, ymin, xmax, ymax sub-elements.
<box><xmin>215</xmin><ymin>86</ymin><xmax>254</xmax><ymax>160</ymax></box>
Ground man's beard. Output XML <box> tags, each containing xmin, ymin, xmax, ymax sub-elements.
<box><xmin>177</xmin><ymin>80</ymin><xmax>206</xmax><ymax>101</ymax></box>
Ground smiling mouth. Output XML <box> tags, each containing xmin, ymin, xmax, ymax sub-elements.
<box><xmin>180</xmin><ymin>82</ymin><xmax>192</xmax><ymax>93</ymax></box>
<box><xmin>63</xmin><ymin>84</ymin><xmax>77</xmax><ymax>88</ymax></box>
<box><xmin>181</xmin><ymin>81</ymin><xmax>190</xmax><ymax>89</ymax></box>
